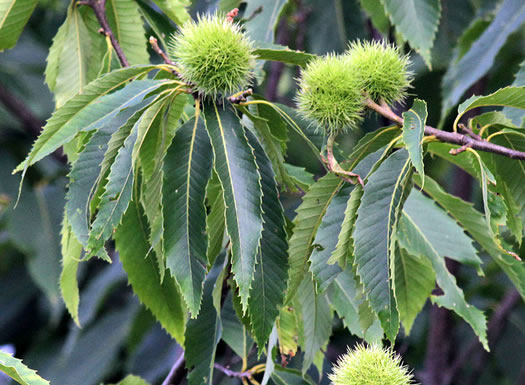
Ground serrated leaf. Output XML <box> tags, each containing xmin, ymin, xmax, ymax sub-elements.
<box><xmin>296</xmin><ymin>276</ymin><xmax>332</xmax><ymax>374</ymax></box>
<box><xmin>115</xmin><ymin>200</ymin><xmax>186</xmax><ymax>343</ymax></box>
<box><xmin>59</xmin><ymin>216</ymin><xmax>83</xmax><ymax>326</ymax></box>
<box><xmin>402</xmin><ymin>99</ymin><xmax>427</xmax><ymax>180</ymax></box>
<box><xmin>442</xmin><ymin>0</ymin><xmax>525</xmax><ymax>119</ymax></box>
<box><xmin>353</xmin><ymin>149</ymin><xmax>412</xmax><ymax>341</ymax></box>
<box><xmin>380</xmin><ymin>0</ymin><xmax>440</xmax><ymax>67</ymax></box>
<box><xmin>246</xmin><ymin>130</ymin><xmax>288</xmax><ymax>346</ymax></box>
<box><xmin>139</xmin><ymin>96</ymin><xmax>184</xmax><ymax>277</ymax></box>
<box><xmin>14</xmin><ymin>70</ymin><xmax>165</xmax><ymax>173</ymax></box>
<box><xmin>286</xmin><ymin>173</ymin><xmax>342</xmax><ymax>302</ymax></box>
<box><xmin>66</xmin><ymin>124</ymin><xmax>115</xmax><ymax>247</ymax></box>
<box><xmin>87</xmin><ymin>116</ymin><xmax>139</xmax><ymax>256</ymax></box>
<box><xmin>163</xmin><ymin>114</ymin><xmax>212</xmax><ymax>316</ymax></box>
<box><xmin>326</xmin><ymin>267</ymin><xmax>366</xmax><ymax>338</ymax></box>
<box><xmin>404</xmin><ymin>189</ymin><xmax>481</xmax><ymax>267</ymax></box>
<box><xmin>328</xmin><ymin>146</ymin><xmax>387</xmax><ymax>267</ymax></box>
<box><xmin>0</xmin><ymin>351</ymin><xmax>49</xmax><ymax>385</ymax></box>
<box><xmin>106</xmin><ymin>0</ymin><xmax>149</xmax><ymax>65</ymax></box>
<box><xmin>204</xmin><ymin>102</ymin><xmax>263</xmax><ymax>312</ymax></box>
<box><xmin>242</xmin><ymin>107</ymin><xmax>295</xmax><ymax>191</ymax></box>
<box><xmin>253</xmin><ymin>43</ymin><xmax>317</xmax><ymax>67</ymax></box>
<box><xmin>455</xmin><ymin>86</ymin><xmax>525</xmax><ymax>129</ymax></box>
<box><xmin>393</xmin><ymin>246</ymin><xmax>435</xmax><ymax>335</ymax></box>
<box><xmin>140</xmin><ymin>93</ymin><xmax>186</xmax><ymax>181</ymax></box>
<box><xmin>132</xmin><ymin>87</ymin><xmax>171</xmax><ymax>168</ymax></box>
<box><xmin>0</xmin><ymin>0</ymin><xmax>38</xmax><ymax>51</ymax></box>
<box><xmin>328</xmin><ymin>186</ymin><xmax>363</xmax><ymax>268</ymax></box>
<box><xmin>90</xmin><ymin>103</ymin><xmax>148</xmax><ymax>221</ymax></box>
<box><xmin>398</xmin><ymin>211</ymin><xmax>488</xmax><ymax>350</ymax></box>
<box><xmin>309</xmin><ymin>187</ymin><xmax>347</xmax><ymax>292</ymax></box>
<box><xmin>206</xmin><ymin>171</ymin><xmax>225</xmax><ymax>266</ymax></box>
<box><xmin>414</xmin><ymin>174</ymin><xmax>525</xmax><ymax>300</ymax></box>
<box><xmin>185</xmin><ymin>258</ymin><xmax>225</xmax><ymax>385</ymax></box>
<box><xmin>53</xmin><ymin>4</ymin><xmax>92</xmax><ymax>107</ymax></box>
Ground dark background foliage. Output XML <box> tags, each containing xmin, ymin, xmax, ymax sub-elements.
<box><xmin>1</xmin><ymin>0</ymin><xmax>524</xmax><ymax>384</ymax></box>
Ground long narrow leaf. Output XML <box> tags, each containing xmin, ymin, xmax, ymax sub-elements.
<box><xmin>163</xmin><ymin>114</ymin><xmax>212</xmax><ymax>316</ymax></box>
<box><xmin>204</xmin><ymin>103</ymin><xmax>263</xmax><ymax>311</ymax></box>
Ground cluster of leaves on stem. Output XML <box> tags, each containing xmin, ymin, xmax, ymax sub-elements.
<box><xmin>4</xmin><ymin>0</ymin><xmax>525</xmax><ymax>384</ymax></box>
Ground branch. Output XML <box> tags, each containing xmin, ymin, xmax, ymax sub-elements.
<box><xmin>79</xmin><ymin>0</ymin><xmax>129</xmax><ymax>67</ymax></box>
<box><xmin>149</xmin><ymin>36</ymin><xmax>175</xmax><ymax>66</ymax></box>
<box><xmin>214</xmin><ymin>363</ymin><xmax>253</xmax><ymax>379</ymax></box>
<box><xmin>365</xmin><ymin>98</ymin><xmax>525</xmax><ymax>160</ymax></box>
<box><xmin>0</xmin><ymin>83</ymin><xmax>42</xmax><ymax>136</ymax></box>
<box><xmin>0</xmin><ymin>83</ymin><xmax>66</xmax><ymax>163</ymax></box>
<box><xmin>161</xmin><ymin>351</ymin><xmax>186</xmax><ymax>385</ymax></box>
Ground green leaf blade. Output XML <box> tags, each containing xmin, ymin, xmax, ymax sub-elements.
<box><xmin>402</xmin><ymin>99</ymin><xmax>427</xmax><ymax>180</ymax></box>
<box><xmin>380</xmin><ymin>0</ymin><xmax>441</xmax><ymax>66</ymax></box>
<box><xmin>287</xmin><ymin>173</ymin><xmax>342</xmax><ymax>302</ymax></box>
<box><xmin>393</xmin><ymin>246</ymin><xmax>435</xmax><ymax>335</ymax></box>
<box><xmin>246</xmin><ymin>131</ymin><xmax>289</xmax><ymax>346</ymax></box>
<box><xmin>115</xmin><ymin>201</ymin><xmax>186</xmax><ymax>343</ymax></box>
<box><xmin>398</xmin><ymin>210</ymin><xmax>488</xmax><ymax>350</ymax></box>
<box><xmin>204</xmin><ymin>103</ymin><xmax>263</xmax><ymax>311</ymax></box>
<box><xmin>185</xmin><ymin>259</ymin><xmax>224</xmax><ymax>385</ymax></box>
<box><xmin>163</xmin><ymin>116</ymin><xmax>213</xmax><ymax>316</ymax></box>
<box><xmin>59</xmin><ymin>216</ymin><xmax>83</xmax><ymax>326</ymax></box>
<box><xmin>87</xmin><ymin>117</ymin><xmax>138</xmax><ymax>256</ymax></box>
<box><xmin>14</xmin><ymin>72</ymin><xmax>164</xmax><ymax>173</ymax></box>
<box><xmin>106</xmin><ymin>0</ymin><xmax>149</xmax><ymax>65</ymax></box>
<box><xmin>0</xmin><ymin>0</ymin><xmax>39</xmax><ymax>51</ymax></box>
<box><xmin>297</xmin><ymin>276</ymin><xmax>332</xmax><ymax>374</ymax></box>
<box><xmin>0</xmin><ymin>352</ymin><xmax>50</xmax><ymax>385</ymax></box>
<box><xmin>353</xmin><ymin>149</ymin><xmax>412</xmax><ymax>340</ymax></box>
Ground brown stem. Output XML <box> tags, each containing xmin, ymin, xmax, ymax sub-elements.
<box><xmin>324</xmin><ymin>134</ymin><xmax>364</xmax><ymax>186</ymax></box>
<box><xmin>365</xmin><ymin>98</ymin><xmax>525</xmax><ymax>160</ymax></box>
<box><xmin>0</xmin><ymin>83</ymin><xmax>66</xmax><ymax>164</ymax></box>
<box><xmin>149</xmin><ymin>36</ymin><xmax>175</xmax><ymax>66</ymax></box>
<box><xmin>214</xmin><ymin>363</ymin><xmax>253</xmax><ymax>379</ymax></box>
<box><xmin>79</xmin><ymin>0</ymin><xmax>129</xmax><ymax>67</ymax></box>
<box><xmin>161</xmin><ymin>351</ymin><xmax>186</xmax><ymax>385</ymax></box>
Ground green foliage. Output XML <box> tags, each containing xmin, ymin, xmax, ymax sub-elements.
<box><xmin>296</xmin><ymin>54</ymin><xmax>363</xmax><ymax>133</ymax></box>
<box><xmin>168</xmin><ymin>14</ymin><xmax>255</xmax><ymax>98</ymax></box>
<box><xmin>329</xmin><ymin>344</ymin><xmax>414</xmax><ymax>385</ymax></box>
<box><xmin>4</xmin><ymin>1</ymin><xmax>525</xmax><ymax>385</ymax></box>
<box><xmin>402</xmin><ymin>99</ymin><xmax>427</xmax><ymax>180</ymax></box>
<box><xmin>163</xmin><ymin>114</ymin><xmax>212</xmax><ymax>316</ymax></box>
<box><xmin>0</xmin><ymin>352</ymin><xmax>49</xmax><ymax>385</ymax></box>
<box><xmin>346</xmin><ymin>40</ymin><xmax>412</xmax><ymax>104</ymax></box>
<box><xmin>380</xmin><ymin>0</ymin><xmax>440</xmax><ymax>67</ymax></box>
<box><xmin>0</xmin><ymin>0</ymin><xmax>38</xmax><ymax>51</ymax></box>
